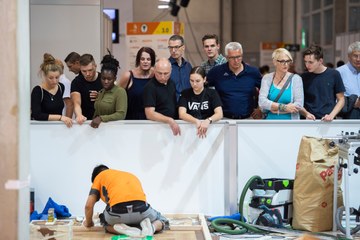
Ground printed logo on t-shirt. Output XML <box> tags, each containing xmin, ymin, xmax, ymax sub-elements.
<box><xmin>188</xmin><ymin>101</ymin><xmax>209</xmax><ymax>110</ymax></box>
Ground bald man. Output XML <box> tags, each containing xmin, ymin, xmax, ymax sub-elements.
<box><xmin>143</xmin><ymin>58</ymin><xmax>181</xmax><ymax>136</ymax></box>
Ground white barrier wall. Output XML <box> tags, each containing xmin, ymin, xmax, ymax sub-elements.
<box><xmin>236</xmin><ymin>120</ymin><xmax>360</xmax><ymax>215</ymax></box>
<box><xmin>30</xmin><ymin>121</ymin><xmax>226</xmax><ymax>216</ymax></box>
<box><xmin>30</xmin><ymin>120</ymin><xmax>360</xmax><ymax>218</ymax></box>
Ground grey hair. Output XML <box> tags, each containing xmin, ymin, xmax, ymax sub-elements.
<box><xmin>348</xmin><ymin>41</ymin><xmax>360</xmax><ymax>54</ymax></box>
<box><xmin>224</xmin><ymin>42</ymin><xmax>243</xmax><ymax>56</ymax></box>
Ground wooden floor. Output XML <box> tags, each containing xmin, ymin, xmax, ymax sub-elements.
<box><xmin>73</xmin><ymin>229</ymin><xmax>206</xmax><ymax>240</ymax></box>
<box><xmin>72</xmin><ymin>214</ymin><xmax>210</xmax><ymax>240</ymax></box>
<box><xmin>30</xmin><ymin>214</ymin><xmax>211</xmax><ymax>240</ymax></box>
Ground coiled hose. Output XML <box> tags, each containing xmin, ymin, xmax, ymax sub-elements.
<box><xmin>211</xmin><ymin>175</ymin><xmax>266</xmax><ymax>234</ymax></box>
<box><xmin>335</xmin><ymin>206</ymin><xmax>360</xmax><ymax>235</ymax></box>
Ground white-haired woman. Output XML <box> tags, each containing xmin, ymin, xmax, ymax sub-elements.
<box><xmin>258</xmin><ymin>48</ymin><xmax>303</xmax><ymax>119</ymax></box>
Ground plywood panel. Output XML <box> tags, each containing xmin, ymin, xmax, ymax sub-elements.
<box><xmin>0</xmin><ymin>0</ymin><xmax>19</xmax><ymax>239</ymax></box>
<box><xmin>71</xmin><ymin>213</ymin><xmax>212</xmax><ymax>240</ymax></box>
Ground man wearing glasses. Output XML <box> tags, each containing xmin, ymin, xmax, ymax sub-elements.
<box><xmin>168</xmin><ymin>34</ymin><xmax>192</xmax><ymax>101</ymax></box>
<box><xmin>206</xmin><ymin>42</ymin><xmax>262</xmax><ymax>119</ymax></box>
<box><xmin>336</xmin><ymin>41</ymin><xmax>360</xmax><ymax>119</ymax></box>
<box><xmin>200</xmin><ymin>34</ymin><xmax>227</xmax><ymax>75</ymax></box>
<box><xmin>300</xmin><ymin>45</ymin><xmax>345</xmax><ymax>121</ymax></box>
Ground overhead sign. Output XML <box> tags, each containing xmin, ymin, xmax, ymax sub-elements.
<box><xmin>284</xmin><ymin>44</ymin><xmax>300</xmax><ymax>52</ymax></box>
<box><xmin>126</xmin><ymin>21</ymin><xmax>184</xmax><ymax>35</ymax></box>
<box><xmin>125</xmin><ymin>21</ymin><xmax>185</xmax><ymax>70</ymax></box>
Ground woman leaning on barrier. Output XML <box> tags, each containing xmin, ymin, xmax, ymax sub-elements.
<box><xmin>258</xmin><ymin>48</ymin><xmax>304</xmax><ymax>120</ymax></box>
<box><xmin>178</xmin><ymin>66</ymin><xmax>223</xmax><ymax>138</ymax></box>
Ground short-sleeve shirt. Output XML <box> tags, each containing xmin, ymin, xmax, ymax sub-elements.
<box><xmin>336</xmin><ymin>62</ymin><xmax>360</xmax><ymax>97</ymax></box>
<box><xmin>70</xmin><ymin>73</ymin><xmax>102</xmax><ymax>119</ymax></box>
<box><xmin>143</xmin><ymin>78</ymin><xmax>178</xmax><ymax>119</ymax></box>
<box><xmin>200</xmin><ymin>54</ymin><xmax>227</xmax><ymax>75</ymax></box>
<box><xmin>90</xmin><ymin>169</ymin><xmax>146</xmax><ymax>207</ymax></box>
<box><xmin>301</xmin><ymin>68</ymin><xmax>345</xmax><ymax>119</ymax></box>
<box><xmin>178</xmin><ymin>88</ymin><xmax>222</xmax><ymax>119</ymax></box>
<box><xmin>207</xmin><ymin>62</ymin><xmax>262</xmax><ymax>117</ymax></box>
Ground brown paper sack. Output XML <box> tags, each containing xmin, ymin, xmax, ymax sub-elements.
<box><xmin>292</xmin><ymin>136</ymin><xmax>343</xmax><ymax>232</ymax></box>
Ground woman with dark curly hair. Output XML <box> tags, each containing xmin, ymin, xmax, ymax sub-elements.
<box><xmin>90</xmin><ymin>52</ymin><xmax>127</xmax><ymax>128</ymax></box>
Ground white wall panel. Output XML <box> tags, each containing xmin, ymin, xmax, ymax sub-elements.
<box><xmin>30</xmin><ymin>1</ymin><xmax>102</xmax><ymax>88</ymax></box>
<box><xmin>30</xmin><ymin>121</ymin><xmax>226</xmax><ymax>216</ymax></box>
<box><xmin>30</xmin><ymin>120</ymin><xmax>360</xmax><ymax>218</ymax></box>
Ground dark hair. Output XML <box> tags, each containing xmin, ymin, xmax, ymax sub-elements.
<box><xmin>135</xmin><ymin>47</ymin><xmax>156</xmax><ymax>67</ymax></box>
<box><xmin>80</xmin><ymin>54</ymin><xmax>95</xmax><ymax>66</ymax></box>
<box><xmin>303</xmin><ymin>45</ymin><xmax>323</xmax><ymax>61</ymax></box>
<box><xmin>64</xmin><ymin>52</ymin><xmax>80</xmax><ymax>63</ymax></box>
<box><xmin>169</xmin><ymin>34</ymin><xmax>184</xmax><ymax>45</ymax></box>
<box><xmin>202</xmin><ymin>34</ymin><xmax>219</xmax><ymax>44</ymax></box>
<box><xmin>101</xmin><ymin>50</ymin><xmax>120</xmax><ymax>77</ymax></box>
<box><xmin>259</xmin><ymin>65</ymin><xmax>270</xmax><ymax>75</ymax></box>
<box><xmin>40</xmin><ymin>53</ymin><xmax>62</xmax><ymax>76</ymax></box>
<box><xmin>336</xmin><ymin>60</ymin><xmax>345</xmax><ymax>67</ymax></box>
<box><xmin>325</xmin><ymin>62</ymin><xmax>334</xmax><ymax>68</ymax></box>
<box><xmin>91</xmin><ymin>164</ymin><xmax>109</xmax><ymax>182</ymax></box>
<box><xmin>190</xmin><ymin>66</ymin><xmax>206</xmax><ymax>79</ymax></box>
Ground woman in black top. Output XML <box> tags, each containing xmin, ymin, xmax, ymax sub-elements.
<box><xmin>31</xmin><ymin>53</ymin><xmax>73</xmax><ymax>127</ymax></box>
<box><xmin>178</xmin><ymin>66</ymin><xmax>223</xmax><ymax>138</ymax></box>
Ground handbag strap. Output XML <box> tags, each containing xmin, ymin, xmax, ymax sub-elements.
<box><xmin>273</xmin><ymin>73</ymin><xmax>294</xmax><ymax>103</ymax></box>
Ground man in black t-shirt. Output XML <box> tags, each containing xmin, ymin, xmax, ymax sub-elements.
<box><xmin>301</xmin><ymin>45</ymin><xmax>345</xmax><ymax>121</ymax></box>
<box><xmin>71</xmin><ymin>54</ymin><xmax>102</xmax><ymax>124</ymax></box>
<box><xmin>143</xmin><ymin>58</ymin><xmax>180</xmax><ymax>136</ymax></box>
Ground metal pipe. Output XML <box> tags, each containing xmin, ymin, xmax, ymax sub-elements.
<box><xmin>345</xmin><ymin>166</ymin><xmax>352</xmax><ymax>239</ymax></box>
<box><xmin>333</xmin><ymin>161</ymin><xmax>338</xmax><ymax>232</ymax></box>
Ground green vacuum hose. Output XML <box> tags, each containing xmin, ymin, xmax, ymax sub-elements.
<box><xmin>211</xmin><ymin>175</ymin><xmax>266</xmax><ymax>234</ymax></box>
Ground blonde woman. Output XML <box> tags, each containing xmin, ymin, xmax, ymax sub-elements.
<box><xmin>258</xmin><ymin>48</ymin><xmax>303</xmax><ymax>119</ymax></box>
<box><xmin>31</xmin><ymin>53</ymin><xmax>73</xmax><ymax>127</ymax></box>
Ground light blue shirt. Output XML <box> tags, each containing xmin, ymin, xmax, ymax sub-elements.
<box><xmin>336</xmin><ymin>62</ymin><xmax>360</xmax><ymax>96</ymax></box>
<box><xmin>266</xmin><ymin>81</ymin><xmax>292</xmax><ymax>120</ymax></box>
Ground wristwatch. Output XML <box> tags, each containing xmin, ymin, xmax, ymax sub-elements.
<box><xmin>207</xmin><ymin>118</ymin><xmax>213</xmax><ymax>124</ymax></box>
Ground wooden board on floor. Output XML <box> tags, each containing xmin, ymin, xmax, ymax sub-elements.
<box><xmin>71</xmin><ymin>213</ymin><xmax>212</xmax><ymax>240</ymax></box>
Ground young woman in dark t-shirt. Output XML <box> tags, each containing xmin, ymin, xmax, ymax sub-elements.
<box><xmin>178</xmin><ymin>66</ymin><xmax>223</xmax><ymax>138</ymax></box>
<box><xmin>31</xmin><ymin>53</ymin><xmax>73</xmax><ymax>128</ymax></box>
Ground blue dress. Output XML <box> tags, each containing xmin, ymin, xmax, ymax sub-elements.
<box><xmin>266</xmin><ymin>81</ymin><xmax>292</xmax><ymax>120</ymax></box>
<box><xmin>125</xmin><ymin>71</ymin><xmax>151</xmax><ymax>120</ymax></box>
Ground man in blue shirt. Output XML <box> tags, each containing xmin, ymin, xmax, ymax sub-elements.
<box><xmin>336</xmin><ymin>41</ymin><xmax>360</xmax><ymax>119</ymax></box>
<box><xmin>168</xmin><ymin>34</ymin><xmax>192</xmax><ymax>101</ymax></box>
<box><xmin>206</xmin><ymin>42</ymin><xmax>262</xmax><ymax>119</ymax></box>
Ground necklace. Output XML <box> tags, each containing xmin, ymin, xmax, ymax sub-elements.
<box><xmin>273</xmin><ymin>72</ymin><xmax>287</xmax><ymax>86</ymax></box>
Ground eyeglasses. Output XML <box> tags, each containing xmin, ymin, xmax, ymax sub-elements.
<box><xmin>168</xmin><ymin>45</ymin><xmax>183</xmax><ymax>50</ymax></box>
<box><xmin>351</xmin><ymin>54</ymin><xmax>360</xmax><ymax>60</ymax></box>
<box><xmin>277</xmin><ymin>59</ymin><xmax>292</xmax><ymax>65</ymax></box>
<box><xmin>227</xmin><ymin>55</ymin><xmax>243</xmax><ymax>60</ymax></box>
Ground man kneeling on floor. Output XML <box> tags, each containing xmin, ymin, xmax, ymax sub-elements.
<box><xmin>83</xmin><ymin>164</ymin><xmax>168</xmax><ymax>236</ymax></box>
